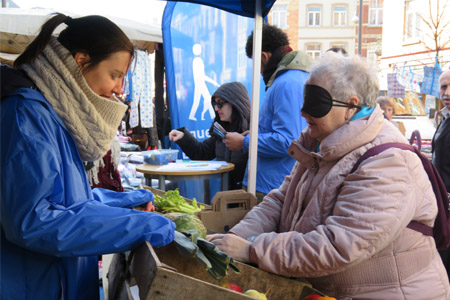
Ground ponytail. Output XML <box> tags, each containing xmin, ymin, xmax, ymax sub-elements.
<box><xmin>14</xmin><ymin>13</ymin><xmax>134</xmax><ymax>72</ymax></box>
<box><xmin>14</xmin><ymin>13</ymin><xmax>67</xmax><ymax>68</ymax></box>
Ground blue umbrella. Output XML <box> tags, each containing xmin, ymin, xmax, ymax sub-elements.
<box><xmin>164</xmin><ymin>0</ymin><xmax>276</xmax><ymax>195</ymax></box>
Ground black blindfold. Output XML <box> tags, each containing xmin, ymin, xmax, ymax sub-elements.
<box><xmin>302</xmin><ymin>84</ymin><xmax>362</xmax><ymax>118</ymax></box>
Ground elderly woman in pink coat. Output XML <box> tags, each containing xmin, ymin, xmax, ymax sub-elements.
<box><xmin>208</xmin><ymin>53</ymin><xmax>450</xmax><ymax>299</ymax></box>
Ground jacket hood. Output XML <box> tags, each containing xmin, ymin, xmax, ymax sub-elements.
<box><xmin>266</xmin><ymin>51</ymin><xmax>313</xmax><ymax>88</ymax></box>
<box><xmin>211</xmin><ymin>81</ymin><xmax>251</xmax><ymax>132</ymax></box>
<box><xmin>1</xmin><ymin>64</ymin><xmax>36</xmax><ymax>100</ymax></box>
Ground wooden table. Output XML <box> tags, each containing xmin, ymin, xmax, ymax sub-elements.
<box><xmin>136</xmin><ymin>162</ymin><xmax>234</xmax><ymax>204</ymax></box>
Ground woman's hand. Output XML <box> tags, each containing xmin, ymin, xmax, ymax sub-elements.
<box><xmin>169</xmin><ymin>130</ymin><xmax>184</xmax><ymax>142</ymax></box>
<box><xmin>223</xmin><ymin>132</ymin><xmax>245</xmax><ymax>151</ymax></box>
<box><xmin>207</xmin><ymin>233</ymin><xmax>251</xmax><ymax>263</ymax></box>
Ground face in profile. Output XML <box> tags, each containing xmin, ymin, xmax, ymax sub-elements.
<box><xmin>301</xmin><ymin>78</ymin><xmax>355</xmax><ymax>142</ymax></box>
<box><xmin>78</xmin><ymin>51</ymin><xmax>131</xmax><ymax>98</ymax></box>
<box><xmin>213</xmin><ymin>97</ymin><xmax>233</xmax><ymax>122</ymax></box>
<box><xmin>440</xmin><ymin>71</ymin><xmax>450</xmax><ymax>110</ymax></box>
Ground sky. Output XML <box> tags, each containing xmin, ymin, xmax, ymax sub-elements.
<box><xmin>11</xmin><ymin>0</ymin><xmax>167</xmax><ymax>26</ymax></box>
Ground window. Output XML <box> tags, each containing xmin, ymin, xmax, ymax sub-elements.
<box><xmin>272</xmin><ymin>5</ymin><xmax>288</xmax><ymax>29</ymax></box>
<box><xmin>306</xmin><ymin>44</ymin><xmax>321</xmax><ymax>59</ymax></box>
<box><xmin>333</xmin><ymin>6</ymin><xmax>347</xmax><ymax>26</ymax></box>
<box><xmin>367</xmin><ymin>47</ymin><xmax>378</xmax><ymax>66</ymax></box>
<box><xmin>404</xmin><ymin>0</ymin><xmax>421</xmax><ymax>41</ymax></box>
<box><xmin>330</xmin><ymin>43</ymin><xmax>347</xmax><ymax>53</ymax></box>
<box><xmin>308</xmin><ymin>6</ymin><xmax>321</xmax><ymax>26</ymax></box>
<box><xmin>369</xmin><ymin>0</ymin><xmax>383</xmax><ymax>26</ymax></box>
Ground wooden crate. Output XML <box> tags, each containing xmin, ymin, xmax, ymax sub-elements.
<box><xmin>108</xmin><ymin>242</ymin><xmax>322</xmax><ymax>300</ymax></box>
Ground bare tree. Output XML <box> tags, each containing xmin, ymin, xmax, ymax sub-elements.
<box><xmin>420</xmin><ymin>0</ymin><xmax>450</xmax><ymax>65</ymax></box>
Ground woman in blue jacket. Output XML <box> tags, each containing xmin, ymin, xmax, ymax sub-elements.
<box><xmin>1</xmin><ymin>14</ymin><xmax>175</xmax><ymax>300</ymax></box>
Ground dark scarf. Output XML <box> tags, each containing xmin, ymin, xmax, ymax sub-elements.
<box><xmin>262</xmin><ymin>45</ymin><xmax>293</xmax><ymax>85</ymax></box>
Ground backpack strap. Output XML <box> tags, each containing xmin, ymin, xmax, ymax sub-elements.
<box><xmin>351</xmin><ymin>143</ymin><xmax>415</xmax><ymax>173</ymax></box>
<box><xmin>351</xmin><ymin>142</ymin><xmax>447</xmax><ymax>242</ymax></box>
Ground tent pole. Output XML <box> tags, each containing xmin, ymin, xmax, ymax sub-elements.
<box><xmin>248</xmin><ymin>0</ymin><xmax>263</xmax><ymax>196</ymax></box>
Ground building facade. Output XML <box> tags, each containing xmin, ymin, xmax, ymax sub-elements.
<box><xmin>379</xmin><ymin>0</ymin><xmax>450</xmax><ymax>87</ymax></box>
<box><xmin>267</xmin><ymin>0</ymin><xmax>385</xmax><ymax>60</ymax></box>
<box><xmin>297</xmin><ymin>0</ymin><xmax>358</xmax><ymax>58</ymax></box>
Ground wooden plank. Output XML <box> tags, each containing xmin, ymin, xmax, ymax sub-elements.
<box><xmin>145</xmin><ymin>268</ymin><xmax>255</xmax><ymax>300</ymax></box>
<box><xmin>129</xmin><ymin>242</ymin><xmax>319</xmax><ymax>300</ymax></box>
<box><xmin>108</xmin><ymin>253</ymin><xmax>133</xmax><ymax>300</ymax></box>
<box><xmin>129</xmin><ymin>242</ymin><xmax>162</xmax><ymax>300</ymax></box>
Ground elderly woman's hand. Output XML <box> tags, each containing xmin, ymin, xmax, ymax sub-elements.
<box><xmin>207</xmin><ymin>233</ymin><xmax>251</xmax><ymax>263</ymax></box>
<box><xmin>169</xmin><ymin>129</ymin><xmax>184</xmax><ymax>142</ymax></box>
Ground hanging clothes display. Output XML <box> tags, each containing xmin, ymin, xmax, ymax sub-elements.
<box><xmin>421</xmin><ymin>61</ymin><xmax>442</xmax><ymax>98</ymax></box>
<box><xmin>125</xmin><ymin>49</ymin><xmax>153</xmax><ymax>129</ymax></box>
<box><xmin>387</xmin><ymin>73</ymin><xmax>406</xmax><ymax>98</ymax></box>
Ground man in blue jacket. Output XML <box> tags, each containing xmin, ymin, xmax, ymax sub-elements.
<box><xmin>225</xmin><ymin>24</ymin><xmax>312</xmax><ymax>200</ymax></box>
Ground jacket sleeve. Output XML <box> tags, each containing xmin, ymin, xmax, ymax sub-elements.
<box><xmin>1</xmin><ymin>98</ymin><xmax>175</xmax><ymax>257</ymax></box>
<box><xmin>243</xmin><ymin>75</ymin><xmax>306</xmax><ymax>158</ymax></box>
<box><xmin>92</xmin><ymin>188</ymin><xmax>154</xmax><ymax>208</ymax></box>
<box><xmin>176</xmin><ymin>127</ymin><xmax>216</xmax><ymax>160</ymax></box>
<box><xmin>240</xmin><ymin>149</ymin><xmax>436</xmax><ymax>277</ymax></box>
<box><xmin>229</xmin><ymin>164</ymin><xmax>294</xmax><ymax>238</ymax></box>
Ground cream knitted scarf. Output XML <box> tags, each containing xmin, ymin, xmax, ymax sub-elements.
<box><xmin>22</xmin><ymin>38</ymin><xmax>127</xmax><ymax>161</ymax></box>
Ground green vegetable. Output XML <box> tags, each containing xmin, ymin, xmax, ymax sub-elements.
<box><xmin>165</xmin><ymin>213</ymin><xmax>207</xmax><ymax>239</ymax></box>
<box><xmin>197</xmin><ymin>237</ymin><xmax>240</xmax><ymax>279</ymax></box>
<box><xmin>172</xmin><ymin>231</ymin><xmax>240</xmax><ymax>280</ymax></box>
<box><xmin>154</xmin><ymin>189</ymin><xmax>205</xmax><ymax>214</ymax></box>
<box><xmin>173</xmin><ymin>231</ymin><xmax>198</xmax><ymax>258</ymax></box>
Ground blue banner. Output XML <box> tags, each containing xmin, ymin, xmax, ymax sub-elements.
<box><xmin>162</xmin><ymin>2</ymin><xmax>265</xmax><ymax>202</ymax></box>
<box><xmin>162</xmin><ymin>2</ymin><xmax>264</xmax><ymax>149</ymax></box>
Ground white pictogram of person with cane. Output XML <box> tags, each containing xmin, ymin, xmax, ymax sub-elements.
<box><xmin>189</xmin><ymin>43</ymin><xmax>220</xmax><ymax>121</ymax></box>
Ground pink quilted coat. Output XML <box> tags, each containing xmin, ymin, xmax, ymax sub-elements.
<box><xmin>230</xmin><ymin>106</ymin><xmax>450</xmax><ymax>299</ymax></box>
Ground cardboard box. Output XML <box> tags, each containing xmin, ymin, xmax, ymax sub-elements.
<box><xmin>108</xmin><ymin>242</ymin><xmax>322</xmax><ymax>300</ymax></box>
<box><xmin>142</xmin><ymin>149</ymin><xmax>179</xmax><ymax>165</ymax></box>
<box><xmin>198</xmin><ymin>190</ymin><xmax>257</xmax><ymax>233</ymax></box>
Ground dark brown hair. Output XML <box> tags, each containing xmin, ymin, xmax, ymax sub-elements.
<box><xmin>245</xmin><ymin>24</ymin><xmax>289</xmax><ymax>58</ymax></box>
<box><xmin>14</xmin><ymin>13</ymin><xmax>134</xmax><ymax>72</ymax></box>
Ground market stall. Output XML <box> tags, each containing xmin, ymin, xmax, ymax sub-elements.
<box><xmin>0</xmin><ymin>8</ymin><xmax>162</xmax><ymax>64</ymax></box>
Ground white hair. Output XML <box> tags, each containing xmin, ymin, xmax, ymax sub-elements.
<box><xmin>306</xmin><ymin>52</ymin><xmax>379</xmax><ymax>107</ymax></box>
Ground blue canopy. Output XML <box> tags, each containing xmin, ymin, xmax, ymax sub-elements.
<box><xmin>164</xmin><ymin>0</ymin><xmax>276</xmax><ymax>18</ymax></box>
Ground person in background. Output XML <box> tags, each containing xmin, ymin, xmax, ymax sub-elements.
<box><xmin>1</xmin><ymin>14</ymin><xmax>174</xmax><ymax>300</ymax></box>
<box><xmin>377</xmin><ymin>96</ymin><xmax>406</xmax><ymax>135</ymax></box>
<box><xmin>224</xmin><ymin>24</ymin><xmax>312</xmax><ymax>201</ymax></box>
<box><xmin>169</xmin><ymin>82</ymin><xmax>251</xmax><ymax>190</ymax></box>
<box><xmin>208</xmin><ymin>52</ymin><xmax>449</xmax><ymax>299</ymax></box>
<box><xmin>433</xmin><ymin>68</ymin><xmax>450</xmax><ymax>279</ymax></box>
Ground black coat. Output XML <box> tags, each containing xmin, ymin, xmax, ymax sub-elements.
<box><xmin>174</xmin><ymin>82</ymin><xmax>250</xmax><ymax>190</ymax></box>
<box><xmin>176</xmin><ymin>127</ymin><xmax>247</xmax><ymax>190</ymax></box>
<box><xmin>432</xmin><ymin>116</ymin><xmax>450</xmax><ymax>192</ymax></box>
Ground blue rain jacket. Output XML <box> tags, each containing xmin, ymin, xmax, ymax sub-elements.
<box><xmin>242</xmin><ymin>69</ymin><xmax>309</xmax><ymax>194</ymax></box>
<box><xmin>1</xmin><ymin>88</ymin><xmax>175</xmax><ymax>300</ymax></box>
